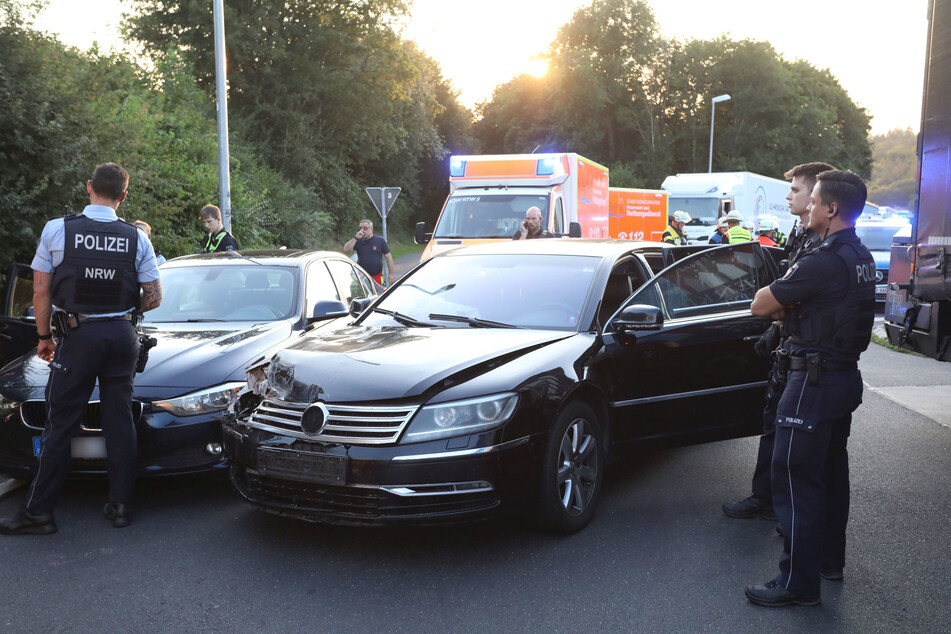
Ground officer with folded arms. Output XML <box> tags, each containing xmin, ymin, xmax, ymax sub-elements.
<box><xmin>0</xmin><ymin>163</ymin><xmax>162</xmax><ymax>535</ymax></box>
<box><xmin>745</xmin><ymin>169</ymin><xmax>875</xmax><ymax>607</ymax></box>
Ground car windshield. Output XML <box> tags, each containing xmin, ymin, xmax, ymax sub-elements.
<box><xmin>433</xmin><ymin>194</ymin><xmax>551</xmax><ymax>239</ymax></box>
<box><xmin>364</xmin><ymin>253</ymin><xmax>601</xmax><ymax>331</ymax></box>
<box><xmin>143</xmin><ymin>265</ymin><xmax>299</xmax><ymax>323</ymax></box>
<box><xmin>855</xmin><ymin>223</ymin><xmax>908</xmax><ymax>251</ymax></box>
<box><xmin>668</xmin><ymin>197</ymin><xmax>720</xmax><ymax>226</ymax></box>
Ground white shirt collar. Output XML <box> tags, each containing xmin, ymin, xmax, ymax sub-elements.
<box><xmin>81</xmin><ymin>204</ymin><xmax>120</xmax><ymax>222</ymax></box>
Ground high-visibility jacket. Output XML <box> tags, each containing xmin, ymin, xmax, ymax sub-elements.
<box><xmin>727</xmin><ymin>225</ymin><xmax>752</xmax><ymax>243</ymax></box>
<box><xmin>755</xmin><ymin>235</ymin><xmax>777</xmax><ymax>247</ymax></box>
<box><xmin>661</xmin><ymin>224</ymin><xmax>687</xmax><ymax>246</ymax></box>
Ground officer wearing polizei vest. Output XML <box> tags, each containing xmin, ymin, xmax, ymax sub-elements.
<box><xmin>724</xmin><ymin>210</ymin><xmax>752</xmax><ymax>243</ymax></box>
<box><xmin>745</xmin><ymin>169</ymin><xmax>875</xmax><ymax>607</ymax></box>
<box><xmin>0</xmin><ymin>163</ymin><xmax>163</xmax><ymax>536</ymax></box>
<box><xmin>661</xmin><ymin>210</ymin><xmax>691</xmax><ymax>245</ymax></box>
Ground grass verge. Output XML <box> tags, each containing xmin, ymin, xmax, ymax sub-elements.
<box><xmin>389</xmin><ymin>242</ymin><xmax>424</xmax><ymax>259</ymax></box>
<box><xmin>871</xmin><ymin>331</ymin><xmax>924</xmax><ymax>356</ymax></box>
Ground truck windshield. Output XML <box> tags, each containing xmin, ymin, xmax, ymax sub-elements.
<box><xmin>433</xmin><ymin>194</ymin><xmax>551</xmax><ymax>239</ymax></box>
<box><xmin>667</xmin><ymin>197</ymin><xmax>719</xmax><ymax>226</ymax></box>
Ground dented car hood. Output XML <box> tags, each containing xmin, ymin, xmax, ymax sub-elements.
<box><xmin>265</xmin><ymin>325</ymin><xmax>574</xmax><ymax>403</ymax></box>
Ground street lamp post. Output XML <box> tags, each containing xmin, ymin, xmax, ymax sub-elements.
<box><xmin>708</xmin><ymin>94</ymin><xmax>731</xmax><ymax>173</ymax></box>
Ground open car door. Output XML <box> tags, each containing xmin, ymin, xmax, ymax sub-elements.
<box><xmin>0</xmin><ymin>264</ymin><xmax>38</xmax><ymax>368</ymax></box>
<box><xmin>601</xmin><ymin>242</ymin><xmax>778</xmax><ymax>446</ymax></box>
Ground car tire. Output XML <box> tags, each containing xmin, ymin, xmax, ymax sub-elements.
<box><xmin>535</xmin><ymin>401</ymin><xmax>605</xmax><ymax>534</ymax></box>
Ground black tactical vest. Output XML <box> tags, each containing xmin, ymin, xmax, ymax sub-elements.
<box><xmin>51</xmin><ymin>214</ymin><xmax>140</xmax><ymax>314</ymax></box>
<box><xmin>785</xmin><ymin>229</ymin><xmax>876</xmax><ymax>359</ymax></box>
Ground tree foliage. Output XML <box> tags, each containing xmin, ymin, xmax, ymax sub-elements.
<box><xmin>126</xmin><ymin>0</ymin><xmax>472</xmax><ymax>238</ymax></box>
<box><xmin>474</xmin><ymin>0</ymin><xmax>872</xmax><ymax>186</ymax></box>
<box><xmin>868</xmin><ymin>128</ymin><xmax>917</xmax><ymax>209</ymax></box>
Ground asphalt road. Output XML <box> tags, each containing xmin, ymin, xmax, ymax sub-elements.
<box><xmin>1</xmin><ymin>337</ymin><xmax>949</xmax><ymax>632</ymax></box>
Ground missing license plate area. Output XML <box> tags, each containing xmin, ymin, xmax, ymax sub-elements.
<box><xmin>71</xmin><ymin>436</ymin><xmax>107</xmax><ymax>459</ymax></box>
<box><xmin>257</xmin><ymin>448</ymin><xmax>347</xmax><ymax>484</ymax></box>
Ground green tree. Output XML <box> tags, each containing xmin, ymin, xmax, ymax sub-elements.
<box><xmin>868</xmin><ymin>128</ymin><xmax>917</xmax><ymax>209</ymax></box>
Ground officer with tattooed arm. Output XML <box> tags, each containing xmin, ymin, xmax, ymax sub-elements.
<box><xmin>0</xmin><ymin>163</ymin><xmax>163</xmax><ymax>535</ymax></box>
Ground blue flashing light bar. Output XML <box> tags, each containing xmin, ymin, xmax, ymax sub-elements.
<box><xmin>450</xmin><ymin>158</ymin><xmax>467</xmax><ymax>177</ymax></box>
<box><xmin>536</xmin><ymin>157</ymin><xmax>557</xmax><ymax>176</ymax></box>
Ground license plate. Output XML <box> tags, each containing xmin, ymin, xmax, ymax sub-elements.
<box><xmin>876</xmin><ymin>284</ymin><xmax>887</xmax><ymax>295</ymax></box>
<box><xmin>257</xmin><ymin>448</ymin><xmax>348</xmax><ymax>484</ymax></box>
<box><xmin>71</xmin><ymin>436</ymin><xmax>107</xmax><ymax>459</ymax></box>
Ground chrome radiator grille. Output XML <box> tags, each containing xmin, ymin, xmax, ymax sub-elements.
<box><xmin>247</xmin><ymin>399</ymin><xmax>419</xmax><ymax>445</ymax></box>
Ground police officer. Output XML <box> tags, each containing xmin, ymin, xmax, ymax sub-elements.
<box><xmin>0</xmin><ymin>163</ymin><xmax>162</xmax><ymax>535</ymax></box>
<box><xmin>662</xmin><ymin>210</ymin><xmax>691</xmax><ymax>245</ymax></box>
<box><xmin>722</xmin><ymin>162</ymin><xmax>836</xmax><ymax>524</ymax></box>
<box><xmin>745</xmin><ymin>169</ymin><xmax>875</xmax><ymax>607</ymax></box>
<box><xmin>724</xmin><ymin>210</ymin><xmax>751</xmax><ymax>243</ymax></box>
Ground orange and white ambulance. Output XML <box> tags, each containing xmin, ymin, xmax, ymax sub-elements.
<box><xmin>414</xmin><ymin>153</ymin><xmax>668</xmax><ymax>261</ymax></box>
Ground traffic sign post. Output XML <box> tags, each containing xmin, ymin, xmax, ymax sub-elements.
<box><xmin>365</xmin><ymin>187</ymin><xmax>401</xmax><ymax>285</ymax></box>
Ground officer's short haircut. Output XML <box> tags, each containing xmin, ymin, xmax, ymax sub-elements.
<box><xmin>133</xmin><ymin>220</ymin><xmax>151</xmax><ymax>233</ymax></box>
<box><xmin>199</xmin><ymin>204</ymin><xmax>222</xmax><ymax>221</ymax></box>
<box><xmin>816</xmin><ymin>170</ymin><xmax>868</xmax><ymax>221</ymax></box>
<box><xmin>784</xmin><ymin>162</ymin><xmax>838</xmax><ymax>191</ymax></box>
<box><xmin>360</xmin><ymin>219</ymin><xmax>373</xmax><ymax>227</ymax></box>
<box><xmin>91</xmin><ymin>163</ymin><xmax>129</xmax><ymax>201</ymax></box>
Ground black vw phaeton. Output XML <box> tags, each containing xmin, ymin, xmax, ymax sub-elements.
<box><xmin>224</xmin><ymin>240</ymin><xmax>779</xmax><ymax>532</ymax></box>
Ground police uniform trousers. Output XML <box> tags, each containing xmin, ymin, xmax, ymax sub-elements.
<box><xmin>771</xmin><ymin>368</ymin><xmax>862</xmax><ymax>599</ymax></box>
<box><xmin>26</xmin><ymin>319</ymin><xmax>139</xmax><ymax>514</ymax></box>
<box><xmin>750</xmin><ymin>366</ymin><xmax>783</xmax><ymax>505</ymax></box>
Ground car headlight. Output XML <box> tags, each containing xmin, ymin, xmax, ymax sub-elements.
<box><xmin>152</xmin><ymin>382</ymin><xmax>245</xmax><ymax>417</ymax></box>
<box><xmin>402</xmin><ymin>393</ymin><xmax>519</xmax><ymax>443</ymax></box>
<box><xmin>0</xmin><ymin>396</ymin><xmax>20</xmax><ymax>415</ymax></box>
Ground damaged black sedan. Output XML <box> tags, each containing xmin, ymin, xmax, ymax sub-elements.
<box><xmin>224</xmin><ymin>240</ymin><xmax>778</xmax><ymax>532</ymax></box>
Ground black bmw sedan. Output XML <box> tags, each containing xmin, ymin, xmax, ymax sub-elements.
<box><xmin>224</xmin><ymin>240</ymin><xmax>779</xmax><ymax>532</ymax></box>
<box><xmin>0</xmin><ymin>250</ymin><xmax>377</xmax><ymax>478</ymax></box>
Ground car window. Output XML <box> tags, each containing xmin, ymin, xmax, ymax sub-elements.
<box><xmin>144</xmin><ymin>265</ymin><xmax>298</xmax><ymax>323</ymax></box>
<box><xmin>326</xmin><ymin>259</ymin><xmax>370</xmax><ymax>306</ymax></box>
<box><xmin>553</xmin><ymin>198</ymin><xmax>565</xmax><ymax>234</ymax></box>
<box><xmin>627</xmin><ymin>243</ymin><xmax>767</xmax><ymax>319</ymax></box>
<box><xmin>306</xmin><ymin>261</ymin><xmax>340</xmax><ymax>308</ymax></box>
<box><xmin>599</xmin><ymin>258</ymin><xmax>648</xmax><ymax>324</ymax></box>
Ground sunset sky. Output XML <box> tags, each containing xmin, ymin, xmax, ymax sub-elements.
<box><xmin>35</xmin><ymin>0</ymin><xmax>928</xmax><ymax>135</ymax></box>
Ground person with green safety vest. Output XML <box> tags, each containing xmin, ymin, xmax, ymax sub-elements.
<box><xmin>662</xmin><ymin>210</ymin><xmax>691</xmax><ymax>245</ymax></box>
<box><xmin>725</xmin><ymin>210</ymin><xmax>752</xmax><ymax>243</ymax></box>
<box><xmin>199</xmin><ymin>204</ymin><xmax>239</xmax><ymax>253</ymax></box>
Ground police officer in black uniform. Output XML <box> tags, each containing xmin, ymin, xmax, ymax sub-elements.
<box><xmin>723</xmin><ymin>162</ymin><xmax>836</xmax><ymax>523</ymax></box>
<box><xmin>745</xmin><ymin>170</ymin><xmax>876</xmax><ymax>607</ymax></box>
<box><xmin>0</xmin><ymin>163</ymin><xmax>162</xmax><ymax>535</ymax></box>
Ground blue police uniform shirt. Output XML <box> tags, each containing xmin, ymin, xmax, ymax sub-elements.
<box><xmin>32</xmin><ymin>205</ymin><xmax>160</xmax><ymax>317</ymax></box>
<box><xmin>768</xmin><ymin>228</ymin><xmax>867</xmax><ymax>362</ymax></box>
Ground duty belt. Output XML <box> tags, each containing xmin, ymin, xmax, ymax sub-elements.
<box><xmin>76</xmin><ymin>313</ymin><xmax>134</xmax><ymax>323</ymax></box>
<box><xmin>788</xmin><ymin>356</ymin><xmax>857</xmax><ymax>372</ymax></box>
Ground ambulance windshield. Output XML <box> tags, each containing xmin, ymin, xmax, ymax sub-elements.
<box><xmin>434</xmin><ymin>194</ymin><xmax>551</xmax><ymax>239</ymax></box>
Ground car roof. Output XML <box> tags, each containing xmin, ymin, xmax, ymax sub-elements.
<box><xmin>161</xmin><ymin>249</ymin><xmax>350</xmax><ymax>268</ymax></box>
<box><xmin>436</xmin><ymin>239</ymin><xmax>670</xmax><ymax>260</ymax></box>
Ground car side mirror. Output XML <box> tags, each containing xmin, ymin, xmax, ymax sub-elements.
<box><xmin>350</xmin><ymin>297</ymin><xmax>375</xmax><ymax>317</ymax></box>
<box><xmin>613</xmin><ymin>304</ymin><xmax>664</xmax><ymax>332</ymax></box>
<box><xmin>309</xmin><ymin>300</ymin><xmax>348</xmax><ymax>323</ymax></box>
<box><xmin>414</xmin><ymin>222</ymin><xmax>432</xmax><ymax>245</ymax></box>
<box><xmin>568</xmin><ymin>221</ymin><xmax>582</xmax><ymax>238</ymax></box>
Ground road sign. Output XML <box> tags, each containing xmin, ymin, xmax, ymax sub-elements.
<box><xmin>365</xmin><ymin>187</ymin><xmax>401</xmax><ymax>219</ymax></box>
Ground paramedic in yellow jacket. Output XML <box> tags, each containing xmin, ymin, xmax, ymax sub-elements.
<box><xmin>725</xmin><ymin>210</ymin><xmax>752</xmax><ymax>243</ymax></box>
<box><xmin>662</xmin><ymin>210</ymin><xmax>691</xmax><ymax>245</ymax></box>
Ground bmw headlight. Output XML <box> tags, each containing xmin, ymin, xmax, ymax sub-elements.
<box><xmin>402</xmin><ymin>393</ymin><xmax>519</xmax><ymax>443</ymax></box>
<box><xmin>152</xmin><ymin>382</ymin><xmax>245</xmax><ymax>417</ymax></box>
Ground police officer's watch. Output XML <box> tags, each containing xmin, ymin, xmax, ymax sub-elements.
<box><xmin>37</xmin><ymin>333</ymin><xmax>53</xmax><ymax>340</ymax></box>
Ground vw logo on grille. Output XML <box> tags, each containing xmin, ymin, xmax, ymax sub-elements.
<box><xmin>300</xmin><ymin>402</ymin><xmax>330</xmax><ymax>436</ymax></box>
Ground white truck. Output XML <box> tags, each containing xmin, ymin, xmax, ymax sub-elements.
<box><xmin>660</xmin><ymin>172</ymin><xmax>792</xmax><ymax>243</ymax></box>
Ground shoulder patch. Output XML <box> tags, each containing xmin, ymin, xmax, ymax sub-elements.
<box><xmin>782</xmin><ymin>263</ymin><xmax>799</xmax><ymax>280</ymax></box>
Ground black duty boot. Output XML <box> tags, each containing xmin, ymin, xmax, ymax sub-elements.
<box><xmin>0</xmin><ymin>508</ymin><xmax>58</xmax><ymax>535</ymax></box>
<box><xmin>722</xmin><ymin>495</ymin><xmax>777</xmax><ymax>521</ymax></box>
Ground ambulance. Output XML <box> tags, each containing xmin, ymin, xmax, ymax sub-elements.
<box><xmin>415</xmin><ymin>153</ymin><xmax>667</xmax><ymax>260</ymax></box>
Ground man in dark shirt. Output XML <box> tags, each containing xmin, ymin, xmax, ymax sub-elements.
<box><xmin>745</xmin><ymin>170</ymin><xmax>875</xmax><ymax>607</ymax></box>
<box><xmin>512</xmin><ymin>206</ymin><xmax>550</xmax><ymax>240</ymax></box>
<box><xmin>344</xmin><ymin>219</ymin><xmax>395</xmax><ymax>285</ymax></box>
<box><xmin>199</xmin><ymin>204</ymin><xmax>239</xmax><ymax>253</ymax></box>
